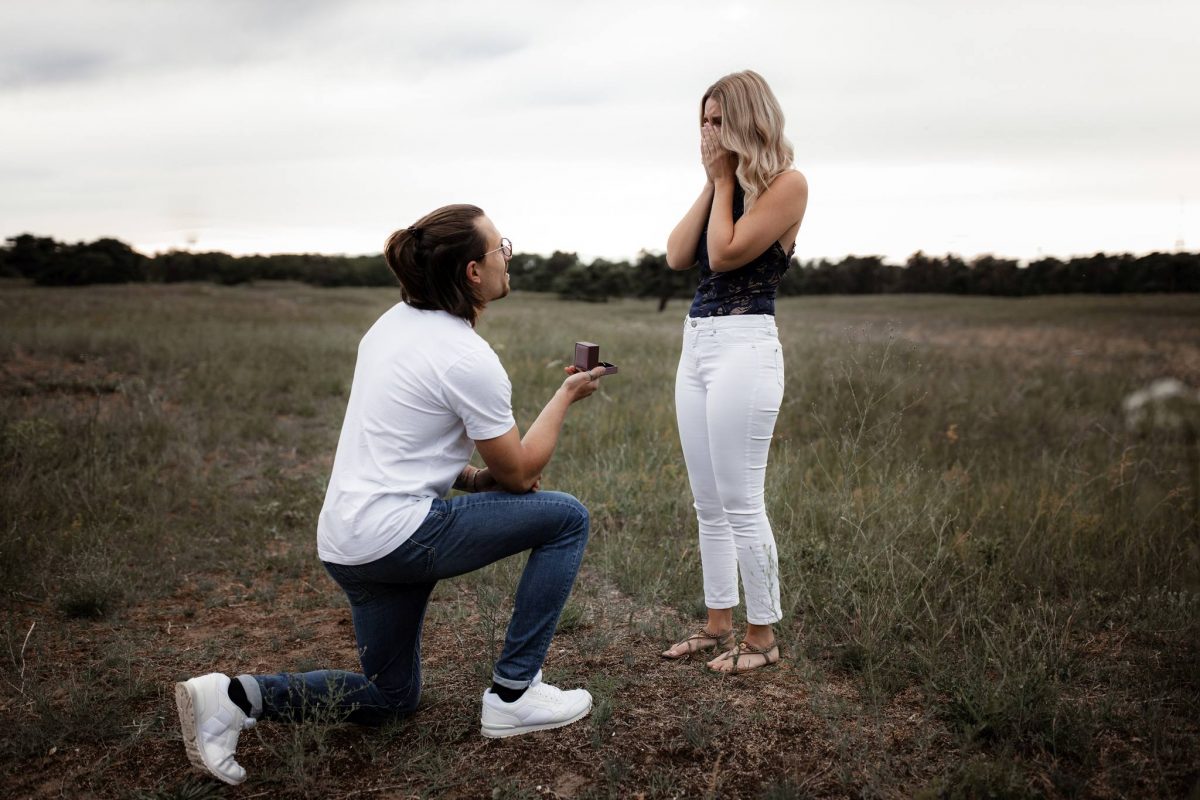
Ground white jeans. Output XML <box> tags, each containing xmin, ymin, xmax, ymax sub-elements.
<box><xmin>675</xmin><ymin>314</ymin><xmax>784</xmax><ymax>625</ymax></box>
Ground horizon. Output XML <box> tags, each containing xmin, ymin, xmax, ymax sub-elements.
<box><xmin>5</xmin><ymin>228</ymin><xmax>1194</xmax><ymax>269</ymax></box>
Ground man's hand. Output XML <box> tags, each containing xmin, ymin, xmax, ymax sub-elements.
<box><xmin>560</xmin><ymin>365</ymin><xmax>607</xmax><ymax>404</ymax></box>
<box><xmin>472</xmin><ymin>467</ymin><xmax>540</xmax><ymax>494</ymax></box>
<box><xmin>473</xmin><ymin>467</ymin><xmax>498</xmax><ymax>493</ymax></box>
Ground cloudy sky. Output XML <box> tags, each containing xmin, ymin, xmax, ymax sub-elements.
<box><xmin>2</xmin><ymin>0</ymin><xmax>1197</xmax><ymax>264</ymax></box>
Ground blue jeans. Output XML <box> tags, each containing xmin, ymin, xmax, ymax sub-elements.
<box><xmin>248</xmin><ymin>490</ymin><xmax>589</xmax><ymax>726</ymax></box>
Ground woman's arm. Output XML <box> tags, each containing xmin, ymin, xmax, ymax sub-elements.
<box><xmin>666</xmin><ymin>182</ymin><xmax>715</xmax><ymax>270</ymax></box>
<box><xmin>701</xmin><ymin>125</ymin><xmax>809</xmax><ymax>273</ymax></box>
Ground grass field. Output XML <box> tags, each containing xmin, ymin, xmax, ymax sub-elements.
<box><xmin>1</xmin><ymin>282</ymin><xmax>1197</xmax><ymax>798</ymax></box>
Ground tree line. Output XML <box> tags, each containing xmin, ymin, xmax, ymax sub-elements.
<box><xmin>3</xmin><ymin>233</ymin><xmax>1197</xmax><ymax>302</ymax></box>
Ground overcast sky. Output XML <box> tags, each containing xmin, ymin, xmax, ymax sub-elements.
<box><xmin>2</xmin><ymin>0</ymin><xmax>1198</xmax><ymax>263</ymax></box>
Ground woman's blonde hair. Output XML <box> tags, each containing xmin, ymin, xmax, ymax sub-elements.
<box><xmin>702</xmin><ymin>70</ymin><xmax>794</xmax><ymax>211</ymax></box>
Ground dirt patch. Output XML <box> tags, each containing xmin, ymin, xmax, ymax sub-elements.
<box><xmin>5</xmin><ymin>562</ymin><xmax>1194</xmax><ymax>797</ymax></box>
<box><xmin>0</xmin><ymin>563</ymin><xmax>957</xmax><ymax>799</ymax></box>
<box><xmin>0</xmin><ymin>347</ymin><xmax>124</xmax><ymax>396</ymax></box>
<box><xmin>0</xmin><ymin>347</ymin><xmax>144</xmax><ymax>426</ymax></box>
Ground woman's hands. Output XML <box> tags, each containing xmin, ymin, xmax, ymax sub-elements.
<box><xmin>701</xmin><ymin>123</ymin><xmax>736</xmax><ymax>186</ymax></box>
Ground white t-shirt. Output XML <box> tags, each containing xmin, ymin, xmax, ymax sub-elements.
<box><xmin>317</xmin><ymin>303</ymin><xmax>515</xmax><ymax>565</ymax></box>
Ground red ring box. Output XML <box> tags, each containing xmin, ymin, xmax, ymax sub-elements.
<box><xmin>574</xmin><ymin>342</ymin><xmax>618</xmax><ymax>375</ymax></box>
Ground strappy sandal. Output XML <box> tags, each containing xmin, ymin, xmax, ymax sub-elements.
<box><xmin>706</xmin><ymin>640</ymin><xmax>780</xmax><ymax>674</ymax></box>
<box><xmin>660</xmin><ymin>627</ymin><xmax>735</xmax><ymax>660</ymax></box>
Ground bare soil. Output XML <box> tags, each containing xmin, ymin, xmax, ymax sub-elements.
<box><xmin>6</xmin><ymin>557</ymin><xmax>1195</xmax><ymax>798</ymax></box>
<box><xmin>2</xmin><ymin>557</ymin><xmax>957</xmax><ymax>799</ymax></box>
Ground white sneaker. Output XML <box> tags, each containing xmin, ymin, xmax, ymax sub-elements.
<box><xmin>480</xmin><ymin>670</ymin><xmax>592</xmax><ymax>738</ymax></box>
<box><xmin>175</xmin><ymin>673</ymin><xmax>257</xmax><ymax>785</ymax></box>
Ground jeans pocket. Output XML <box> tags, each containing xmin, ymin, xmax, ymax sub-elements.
<box><xmin>396</xmin><ymin>536</ymin><xmax>436</xmax><ymax>580</ymax></box>
<box><xmin>773</xmin><ymin>346</ymin><xmax>785</xmax><ymax>389</ymax></box>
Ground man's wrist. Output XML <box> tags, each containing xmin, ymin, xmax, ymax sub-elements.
<box><xmin>454</xmin><ymin>466</ymin><xmax>478</xmax><ymax>492</ymax></box>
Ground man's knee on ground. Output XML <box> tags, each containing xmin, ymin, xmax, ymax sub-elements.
<box><xmin>372</xmin><ymin>682</ymin><xmax>422</xmax><ymax>721</ymax></box>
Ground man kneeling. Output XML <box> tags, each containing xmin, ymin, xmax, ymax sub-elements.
<box><xmin>175</xmin><ymin>204</ymin><xmax>608</xmax><ymax>785</ymax></box>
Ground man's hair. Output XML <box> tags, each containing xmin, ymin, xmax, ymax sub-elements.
<box><xmin>702</xmin><ymin>70</ymin><xmax>795</xmax><ymax>212</ymax></box>
<box><xmin>384</xmin><ymin>204</ymin><xmax>489</xmax><ymax>326</ymax></box>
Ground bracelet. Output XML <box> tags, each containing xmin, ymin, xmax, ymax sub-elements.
<box><xmin>470</xmin><ymin>468</ymin><xmax>480</xmax><ymax>493</ymax></box>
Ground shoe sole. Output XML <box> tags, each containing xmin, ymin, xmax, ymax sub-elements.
<box><xmin>175</xmin><ymin>682</ymin><xmax>207</xmax><ymax>773</ymax></box>
<box><xmin>480</xmin><ymin>700</ymin><xmax>593</xmax><ymax>739</ymax></box>
<box><xmin>174</xmin><ymin>682</ymin><xmax>241</xmax><ymax>785</ymax></box>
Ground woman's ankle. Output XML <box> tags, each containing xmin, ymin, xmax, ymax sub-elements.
<box><xmin>705</xmin><ymin>609</ymin><xmax>734</xmax><ymax>635</ymax></box>
<box><xmin>743</xmin><ymin>624</ymin><xmax>776</xmax><ymax>647</ymax></box>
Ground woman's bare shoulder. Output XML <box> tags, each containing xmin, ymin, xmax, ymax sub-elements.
<box><xmin>761</xmin><ymin>170</ymin><xmax>808</xmax><ymax>211</ymax></box>
<box><xmin>770</xmin><ymin>169</ymin><xmax>808</xmax><ymax>193</ymax></box>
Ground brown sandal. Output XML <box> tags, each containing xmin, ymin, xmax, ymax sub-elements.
<box><xmin>707</xmin><ymin>640</ymin><xmax>780</xmax><ymax>674</ymax></box>
<box><xmin>661</xmin><ymin>628</ymin><xmax>735</xmax><ymax>660</ymax></box>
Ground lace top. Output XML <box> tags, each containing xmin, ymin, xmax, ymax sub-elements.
<box><xmin>688</xmin><ymin>182</ymin><xmax>793</xmax><ymax>317</ymax></box>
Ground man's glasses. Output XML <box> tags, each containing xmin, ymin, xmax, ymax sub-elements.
<box><xmin>478</xmin><ymin>238</ymin><xmax>512</xmax><ymax>261</ymax></box>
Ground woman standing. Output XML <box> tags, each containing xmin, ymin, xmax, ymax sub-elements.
<box><xmin>661</xmin><ymin>70</ymin><xmax>808</xmax><ymax>673</ymax></box>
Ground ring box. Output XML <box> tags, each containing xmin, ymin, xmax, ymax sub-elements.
<box><xmin>574</xmin><ymin>341</ymin><xmax>618</xmax><ymax>375</ymax></box>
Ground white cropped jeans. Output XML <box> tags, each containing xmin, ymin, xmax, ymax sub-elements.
<box><xmin>675</xmin><ymin>314</ymin><xmax>784</xmax><ymax>625</ymax></box>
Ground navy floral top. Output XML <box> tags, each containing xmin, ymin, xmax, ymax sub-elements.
<box><xmin>689</xmin><ymin>183</ymin><xmax>793</xmax><ymax>317</ymax></box>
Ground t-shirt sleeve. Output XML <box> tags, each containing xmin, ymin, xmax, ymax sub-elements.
<box><xmin>440</xmin><ymin>349</ymin><xmax>516</xmax><ymax>441</ymax></box>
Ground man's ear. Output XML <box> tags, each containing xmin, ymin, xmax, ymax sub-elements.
<box><xmin>465</xmin><ymin>260</ymin><xmax>482</xmax><ymax>285</ymax></box>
